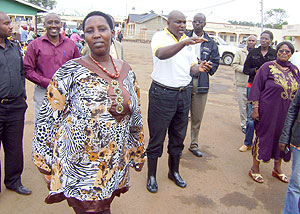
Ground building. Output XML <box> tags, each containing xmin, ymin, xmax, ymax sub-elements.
<box><xmin>123</xmin><ymin>12</ymin><xmax>300</xmax><ymax>50</ymax></box>
<box><xmin>125</xmin><ymin>11</ymin><xmax>167</xmax><ymax>42</ymax></box>
<box><xmin>186</xmin><ymin>21</ymin><xmax>282</xmax><ymax>47</ymax></box>
<box><xmin>0</xmin><ymin>0</ymin><xmax>47</xmax><ymax>35</ymax></box>
<box><xmin>282</xmin><ymin>24</ymin><xmax>300</xmax><ymax>51</ymax></box>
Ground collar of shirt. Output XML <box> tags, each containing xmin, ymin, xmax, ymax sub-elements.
<box><xmin>0</xmin><ymin>38</ymin><xmax>13</xmax><ymax>50</ymax></box>
<box><xmin>41</xmin><ymin>34</ymin><xmax>66</xmax><ymax>46</ymax></box>
<box><xmin>192</xmin><ymin>32</ymin><xmax>202</xmax><ymax>58</ymax></box>
<box><xmin>192</xmin><ymin>31</ymin><xmax>204</xmax><ymax>39</ymax></box>
<box><xmin>164</xmin><ymin>27</ymin><xmax>187</xmax><ymax>43</ymax></box>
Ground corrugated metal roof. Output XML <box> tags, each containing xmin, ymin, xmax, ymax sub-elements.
<box><xmin>128</xmin><ymin>12</ymin><xmax>167</xmax><ymax>23</ymax></box>
<box><xmin>13</xmin><ymin>0</ymin><xmax>48</xmax><ymax>12</ymax></box>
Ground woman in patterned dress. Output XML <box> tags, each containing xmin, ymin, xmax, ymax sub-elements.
<box><xmin>32</xmin><ymin>11</ymin><xmax>145</xmax><ymax>214</ymax></box>
<box><xmin>248</xmin><ymin>41</ymin><xmax>300</xmax><ymax>184</ymax></box>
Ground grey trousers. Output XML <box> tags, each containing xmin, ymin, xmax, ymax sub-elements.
<box><xmin>190</xmin><ymin>78</ymin><xmax>208</xmax><ymax>149</ymax></box>
<box><xmin>33</xmin><ymin>85</ymin><xmax>47</xmax><ymax>121</ymax></box>
<box><xmin>236</xmin><ymin>86</ymin><xmax>247</xmax><ymax>129</ymax></box>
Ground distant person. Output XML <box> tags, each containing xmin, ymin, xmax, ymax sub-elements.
<box><xmin>24</xmin><ymin>13</ymin><xmax>80</xmax><ymax>120</ymax></box>
<box><xmin>117</xmin><ymin>30</ymin><xmax>123</xmax><ymax>42</ymax></box>
<box><xmin>20</xmin><ymin>25</ymin><xmax>28</xmax><ymax>45</ymax></box>
<box><xmin>66</xmin><ymin>28</ymin><xmax>71</xmax><ymax>37</ymax></box>
<box><xmin>146</xmin><ymin>10</ymin><xmax>210</xmax><ymax>193</ymax></box>
<box><xmin>32</xmin><ymin>11</ymin><xmax>145</xmax><ymax>213</ymax></box>
<box><xmin>27</xmin><ymin>27</ymin><xmax>35</xmax><ymax>44</ymax></box>
<box><xmin>61</xmin><ymin>27</ymin><xmax>66</xmax><ymax>37</ymax></box>
<box><xmin>279</xmin><ymin>82</ymin><xmax>300</xmax><ymax>214</ymax></box>
<box><xmin>231</xmin><ymin>35</ymin><xmax>257</xmax><ymax>151</ymax></box>
<box><xmin>0</xmin><ymin>11</ymin><xmax>31</xmax><ymax>195</ymax></box>
<box><xmin>70</xmin><ymin>28</ymin><xmax>84</xmax><ymax>51</ymax></box>
<box><xmin>241</xmin><ymin>30</ymin><xmax>277</xmax><ymax>152</ymax></box>
<box><xmin>185</xmin><ymin>13</ymin><xmax>220</xmax><ymax>157</ymax></box>
<box><xmin>248</xmin><ymin>41</ymin><xmax>300</xmax><ymax>183</ymax></box>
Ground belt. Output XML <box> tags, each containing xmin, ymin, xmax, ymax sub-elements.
<box><xmin>0</xmin><ymin>97</ymin><xmax>17</xmax><ymax>104</ymax></box>
<box><xmin>153</xmin><ymin>80</ymin><xmax>189</xmax><ymax>92</ymax></box>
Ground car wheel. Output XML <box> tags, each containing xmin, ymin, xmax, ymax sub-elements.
<box><xmin>223</xmin><ymin>54</ymin><xmax>234</xmax><ymax>65</ymax></box>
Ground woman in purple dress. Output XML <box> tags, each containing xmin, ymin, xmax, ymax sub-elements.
<box><xmin>248</xmin><ymin>41</ymin><xmax>300</xmax><ymax>183</ymax></box>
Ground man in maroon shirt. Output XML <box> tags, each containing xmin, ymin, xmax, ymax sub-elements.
<box><xmin>24</xmin><ymin>13</ymin><xmax>80</xmax><ymax>120</ymax></box>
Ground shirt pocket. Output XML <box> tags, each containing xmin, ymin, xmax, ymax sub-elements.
<box><xmin>267</xmin><ymin>55</ymin><xmax>276</xmax><ymax>61</ymax></box>
<box><xmin>252</xmin><ymin>55</ymin><xmax>260</xmax><ymax>60</ymax></box>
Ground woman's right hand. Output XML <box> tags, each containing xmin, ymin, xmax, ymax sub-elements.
<box><xmin>279</xmin><ymin>143</ymin><xmax>287</xmax><ymax>152</ymax></box>
<box><xmin>251</xmin><ymin>108</ymin><xmax>259</xmax><ymax>121</ymax></box>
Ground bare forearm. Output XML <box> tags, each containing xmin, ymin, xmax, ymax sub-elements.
<box><xmin>155</xmin><ymin>41</ymin><xmax>186</xmax><ymax>60</ymax></box>
<box><xmin>190</xmin><ymin>64</ymin><xmax>200</xmax><ymax>75</ymax></box>
<box><xmin>155</xmin><ymin>37</ymin><xmax>207</xmax><ymax>60</ymax></box>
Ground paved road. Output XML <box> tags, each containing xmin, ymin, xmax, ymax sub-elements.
<box><xmin>0</xmin><ymin>41</ymin><xmax>290</xmax><ymax>214</ymax></box>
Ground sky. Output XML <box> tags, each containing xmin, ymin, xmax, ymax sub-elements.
<box><xmin>53</xmin><ymin>0</ymin><xmax>299</xmax><ymax>25</ymax></box>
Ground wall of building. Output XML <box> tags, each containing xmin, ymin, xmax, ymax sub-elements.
<box><xmin>187</xmin><ymin>21</ymin><xmax>283</xmax><ymax>47</ymax></box>
<box><xmin>124</xmin><ymin>17</ymin><xmax>287</xmax><ymax>47</ymax></box>
<box><xmin>0</xmin><ymin>0</ymin><xmax>38</xmax><ymax>15</ymax></box>
<box><xmin>282</xmin><ymin>24</ymin><xmax>300</xmax><ymax>51</ymax></box>
<box><xmin>126</xmin><ymin>17</ymin><xmax>167</xmax><ymax>41</ymax></box>
<box><xmin>143</xmin><ymin>17</ymin><xmax>167</xmax><ymax>40</ymax></box>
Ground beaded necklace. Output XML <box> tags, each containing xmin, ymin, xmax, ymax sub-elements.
<box><xmin>89</xmin><ymin>54</ymin><xmax>120</xmax><ymax>78</ymax></box>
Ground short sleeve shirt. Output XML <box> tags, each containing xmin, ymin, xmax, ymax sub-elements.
<box><xmin>151</xmin><ymin>28</ymin><xmax>197</xmax><ymax>87</ymax></box>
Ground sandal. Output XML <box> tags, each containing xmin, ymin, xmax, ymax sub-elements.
<box><xmin>248</xmin><ymin>170</ymin><xmax>264</xmax><ymax>183</ymax></box>
<box><xmin>272</xmin><ymin>169</ymin><xmax>288</xmax><ymax>183</ymax></box>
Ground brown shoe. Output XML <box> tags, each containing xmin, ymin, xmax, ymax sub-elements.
<box><xmin>239</xmin><ymin>145</ymin><xmax>252</xmax><ymax>152</ymax></box>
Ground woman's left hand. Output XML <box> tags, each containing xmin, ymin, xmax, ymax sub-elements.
<box><xmin>279</xmin><ymin>143</ymin><xmax>287</xmax><ymax>152</ymax></box>
<box><xmin>251</xmin><ymin>108</ymin><xmax>259</xmax><ymax>121</ymax></box>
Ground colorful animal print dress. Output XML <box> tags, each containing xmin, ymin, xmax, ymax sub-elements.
<box><xmin>32</xmin><ymin>59</ymin><xmax>145</xmax><ymax>212</ymax></box>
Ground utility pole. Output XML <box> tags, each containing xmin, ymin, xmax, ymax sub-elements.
<box><xmin>260</xmin><ymin>0</ymin><xmax>263</xmax><ymax>32</ymax></box>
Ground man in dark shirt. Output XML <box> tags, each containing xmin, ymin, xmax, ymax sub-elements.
<box><xmin>0</xmin><ymin>11</ymin><xmax>31</xmax><ymax>195</ymax></box>
<box><xmin>241</xmin><ymin>30</ymin><xmax>277</xmax><ymax>151</ymax></box>
<box><xmin>185</xmin><ymin>13</ymin><xmax>220</xmax><ymax>157</ymax></box>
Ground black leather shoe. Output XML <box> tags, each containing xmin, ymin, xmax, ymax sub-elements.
<box><xmin>168</xmin><ymin>172</ymin><xmax>187</xmax><ymax>188</ymax></box>
<box><xmin>147</xmin><ymin>176</ymin><xmax>158</xmax><ymax>193</ymax></box>
<box><xmin>8</xmin><ymin>185</ymin><xmax>32</xmax><ymax>195</ymax></box>
<box><xmin>189</xmin><ymin>148</ymin><xmax>203</xmax><ymax>157</ymax></box>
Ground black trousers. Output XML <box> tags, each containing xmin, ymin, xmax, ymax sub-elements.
<box><xmin>0</xmin><ymin>97</ymin><xmax>27</xmax><ymax>191</ymax></box>
<box><xmin>146</xmin><ymin>82</ymin><xmax>192</xmax><ymax>158</ymax></box>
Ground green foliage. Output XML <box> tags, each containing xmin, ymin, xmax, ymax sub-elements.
<box><xmin>264</xmin><ymin>8</ymin><xmax>288</xmax><ymax>29</ymax></box>
<box><xmin>27</xmin><ymin>0</ymin><xmax>57</xmax><ymax>10</ymax></box>
<box><xmin>229</xmin><ymin>8</ymin><xmax>289</xmax><ymax>29</ymax></box>
<box><xmin>228</xmin><ymin>20</ymin><xmax>261</xmax><ymax>27</ymax></box>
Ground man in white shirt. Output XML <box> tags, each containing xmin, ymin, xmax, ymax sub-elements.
<box><xmin>146</xmin><ymin>10</ymin><xmax>211</xmax><ymax>193</ymax></box>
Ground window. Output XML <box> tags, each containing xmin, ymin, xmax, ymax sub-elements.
<box><xmin>220</xmin><ymin>35</ymin><xmax>227</xmax><ymax>42</ymax></box>
<box><xmin>230</xmin><ymin>35</ymin><xmax>236</xmax><ymax>42</ymax></box>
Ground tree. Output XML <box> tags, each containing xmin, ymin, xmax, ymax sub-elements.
<box><xmin>27</xmin><ymin>0</ymin><xmax>57</xmax><ymax>10</ymax></box>
<box><xmin>264</xmin><ymin>8</ymin><xmax>288</xmax><ymax>29</ymax></box>
<box><xmin>228</xmin><ymin>20</ymin><xmax>261</xmax><ymax>27</ymax></box>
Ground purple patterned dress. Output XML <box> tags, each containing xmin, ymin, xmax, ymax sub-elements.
<box><xmin>249</xmin><ymin>59</ymin><xmax>300</xmax><ymax>162</ymax></box>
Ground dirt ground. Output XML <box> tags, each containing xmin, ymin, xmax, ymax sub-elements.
<box><xmin>0</xmin><ymin>41</ymin><xmax>291</xmax><ymax>214</ymax></box>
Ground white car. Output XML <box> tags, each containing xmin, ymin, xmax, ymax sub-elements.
<box><xmin>210</xmin><ymin>35</ymin><xmax>240</xmax><ymax>65</ymax></box>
